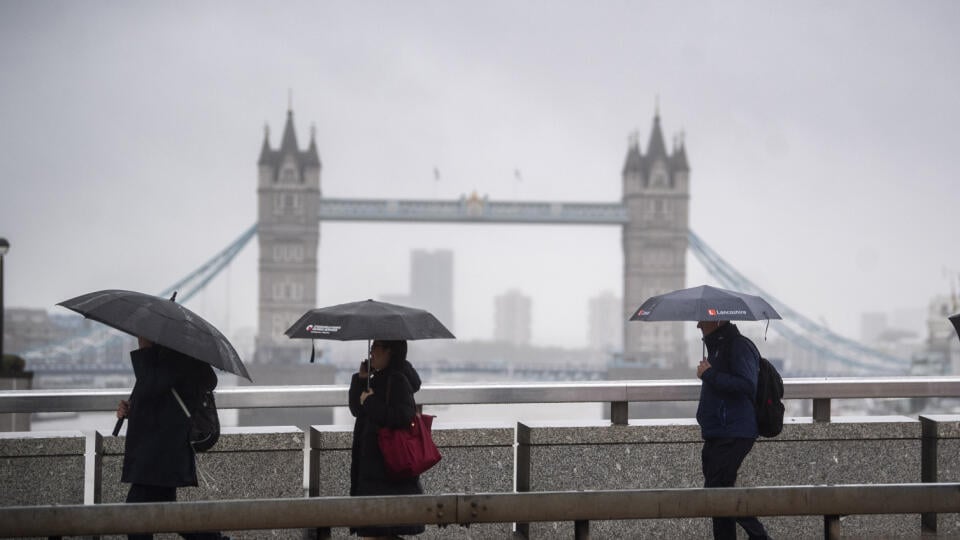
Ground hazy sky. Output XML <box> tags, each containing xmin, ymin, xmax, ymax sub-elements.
<box><xmin>1</xmin><ymin>1</ymin><xmax>958</xmax><ymax>349</ymax></box>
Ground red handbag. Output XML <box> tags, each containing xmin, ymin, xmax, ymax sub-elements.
<box><xmin>377</xmin><ymin>413</ymin><xmax>442</xmax><ymax>480</ymax></box>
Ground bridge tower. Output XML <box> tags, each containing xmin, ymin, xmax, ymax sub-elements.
<box><xmin>255</xmin><ymin>109</ymin><xmax>321</xmax><ymax>364</ymax></box>
<box><xmin>622</xmin><ymin>111</ymin><xmax>690</xmax><ymax>368</ymax></box>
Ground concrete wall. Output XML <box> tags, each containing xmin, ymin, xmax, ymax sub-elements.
<box><xmin>309</xmin><ymin>421</ymin><xmax>515</xmax><ymax>539</ymax></box>
<box><xmin>518</xmin><ymin>416</ymin><xmax>921</xmax><ymax>539</ymax></box>
<box><xmin>0</xmin><ymin>430</ymin><xmax>84</xmax><ymax>506</ymax></box>
<box><xmin>97</xmin><ymin>426</ymin><xmax>304</xmax><ymax>539</ymax></box>
<box><xmin>921</xmin><ymin>414</ymin><xmax>960</xmax><ymax>535</ymax></box>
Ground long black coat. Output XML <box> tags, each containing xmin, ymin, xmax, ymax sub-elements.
<box><xmin>348</xmin><ymin>360</ymin><xmax>424</xmax><ymax>537</ymax></box>
<box><xmin>121</xmin><ymin>345</ymin><xmax>217</xmax><ymax>487</ymax></box>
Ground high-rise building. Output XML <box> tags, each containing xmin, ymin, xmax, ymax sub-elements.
<box><xmin>588</xmin><ymin>291</ymin><xmax>622</xmax><ymax>352</ymax></box>
<box><xmin>255</xmin><ymin>108</ymin><xmax>321</xmax><ymax>364</ymax></box>
<box><xmin>494</xmin><ymin>289</ymin><xmax>532</xmax><ymax>346</ymax></box>
<box><xmin>410</xmin><ymin>250</ymin><xmax>454</xmax><ymax>331</ymax></box>
<box><xmin>622</xmin><ymin>110</ymin><xmax>690</xmax><ymax>368</ymax></box>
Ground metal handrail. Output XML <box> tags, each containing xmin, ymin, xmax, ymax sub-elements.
<box><xmin>1</xmin><ymin>376</ymin><xmax>959</xmax><ymax>414</ymax></box>
<box><xmin>1</xmin><ymin>484</ymin><xmax>958</xmax><ymax>538</ymax></box>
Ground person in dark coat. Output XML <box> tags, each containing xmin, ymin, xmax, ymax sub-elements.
<box><xmin>115</xmin><ymin>337</ymin><xmax>224</xmax><ymax>540</ymax></box>
<box><xmin>695</xmin><ymin>321</ymin><xmax>770</xmax><ymax>540</ymax></box>
<box><xmin>348</xmin><ymin>339</ymin><xmax>425</xmax><ymax>539</ymax></box>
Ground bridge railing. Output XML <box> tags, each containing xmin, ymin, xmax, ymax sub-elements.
<box><xmin>2</xmin><ymin>484</ymin><xmax>959</xmax><ymax>539</ymax></box>
<box><xmin>2</xmin><ymin>376</ymin><xmax>959</xmax><ymax>423</ymax></box>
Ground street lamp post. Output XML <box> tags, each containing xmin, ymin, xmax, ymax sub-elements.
<box><xmin>0</xmin><ymin>237</ymin><xmax>8</xmax><ymax>360</ymax></box>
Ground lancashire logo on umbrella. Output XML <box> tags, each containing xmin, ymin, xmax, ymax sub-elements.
<box><xmin>707</xmin><ymin>309</ymin><xmax>749</xmax><ymax>316</ymax></box>
<box><xmin>636</xmin><ymin>309</ymin><xmax>649</xmax><ymax>317</ymax></box>
<box><xmin>306</xmin><ymin>324</ymin><xmax>341</xmax><ymax>335</ymax></box>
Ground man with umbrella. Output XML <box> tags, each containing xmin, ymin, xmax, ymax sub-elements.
<box><xmin>695</xmin><ymin>319</ymin><xmax>770</xmax><ymax>540</ymax></box>
<box><xmin>632</xmin><ymin>285</ymin><xmax>776</xmax><ymax>540</ymax></box>
<box><xmin>59</xmin><ymin>290</ymin><xmax>249</xmax><ymax>540</ymax></box>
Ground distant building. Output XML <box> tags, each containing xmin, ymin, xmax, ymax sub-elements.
<box><xmin>380</xmin><ymin>249</ymin><xmax>454</xmax><ymax>330</ymax></box>
<box><xmin>588</xmin><ymin>291</ymin><xmax>622</xmax><ymax>352</ymax></box>
<box><xmin>494</xmin><ymin>290</ymin><xmax>531</xmax><ymax>346</ymax></box>
<box><xmin>410</xmin><ymin>249</ymin><xmax>454</xmax><ymax>331</ymax></box>
<box><xmin>923</xmin><ymin>295</ymin><xmax>960</xmax><ymax>375</ymax></box>
<box><xmin>255</xmin><ymin>108</ymin><xmax>321</xmax><ymax>365</ymax></box>
<box><xmin>3</xmin><ymin>308</ymin><xmax>94</xmax><ymax>356</ymax></box>
<box><xmin>622</xmin><ymin>111</ymin><xmax>690</xmax><ymax>368</ymax></box>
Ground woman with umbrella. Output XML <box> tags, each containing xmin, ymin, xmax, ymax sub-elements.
<box><xmin>285</xmin><ymin>299</ymin><xmax>453</xmax><ymax>539</ymax></box>
<box><xmin>348</xmin><ymin>340</ymin><xmax>425</xmax><ymax>539</ymax></box>
<box><xmin>59</xmin><ymin>289</ymin><xmax>250</xmax><ymax>540</ymax></box>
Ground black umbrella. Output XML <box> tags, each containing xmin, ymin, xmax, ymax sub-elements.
<box><xmin>949</xmin><ymin>313</ymin><xmax>960</xmax><ymax>341</ymax></box>
<box><xmin>630</xmin><ymin>285</ymin><xmax>783</xmax><ymax>322</ymax></box>
<box><xmin>284</xmin><ymin>299</ymin><xmax>455</xmax><ymax>341</ymax></box>
<box><xmin>58</xmin><ymin>289</ymin><xmax>251</xmax><ymax>380</ymax></box>
<box><xmin>285</xmin><ymin>299</ymin><xmax>454</xmax><ymax>384</ymax></box>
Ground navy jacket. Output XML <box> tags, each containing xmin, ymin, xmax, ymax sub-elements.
<box><xmin>696</xmin><ymin>323</ymin><xmax>760</xmax><ymax>440</ymax></box>
<box><xmin>121</xmin><ymin>346</ymin><xmax>216</xmax><ymax>487</ymax></box>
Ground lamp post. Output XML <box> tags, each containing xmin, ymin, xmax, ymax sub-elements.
<box><xmin>0</xmin><ymin>237</ymin><xmax>8</xmax><ymax>360</ymax></box>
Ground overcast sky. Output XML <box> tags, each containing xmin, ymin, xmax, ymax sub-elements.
<box><xmin>1</xmin><ymin>1</ymin><xmax>958</xmax><ymax>350</ymax></box>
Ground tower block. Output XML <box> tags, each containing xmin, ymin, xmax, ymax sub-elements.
<box><xmin>255</xmin><ymin>109</ymin><xmax>321</xmax><ymax>364</ymax></box>
<box><xmin>622</xmin><ymin>112</ymin><xmax>690</xmax><ymax>368</ymax></box>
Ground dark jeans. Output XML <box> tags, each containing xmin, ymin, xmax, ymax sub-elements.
<box><xmin>702</xmin><ymin>438</ymin><xmax>770</xmax><ymax>540</ymax></box>
<box><xmin>125</xmin><ymin>484</ymin><xmax>224</xmax><ymax>540</ymax></box>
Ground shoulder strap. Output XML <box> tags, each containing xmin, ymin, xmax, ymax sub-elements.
<box><xmin>171</xmin><ymin>387</ymin><xmax>191</xmax><ymax>418</ymax></box>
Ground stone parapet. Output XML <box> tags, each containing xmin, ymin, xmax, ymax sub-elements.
<box><xmin>96</xmin><ymin>426</ymin><xmax>304</xmax><ymax>539</ymax></box>
<box><xmin>310</xmin><ymin>421</ymin><xmax>514</xmax><ymax>539</ymax></box>
<box><xmin>0</xmin><ymin>430</ymin><xmax>84</xmax><ymax>506</ymax></box>
<box><xmin>518</xmin><ymin>416</ymin><xmax>922</xmax><ymax>539</ymax></box>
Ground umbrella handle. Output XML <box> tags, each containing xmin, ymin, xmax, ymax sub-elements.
<box><xmin>112</xmin><ymin>417</ymin><xmax>125</xmax><ymax>437</ymax></box>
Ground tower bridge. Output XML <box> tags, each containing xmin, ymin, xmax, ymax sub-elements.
<box><xmin>256</xmin><ymin>108</ymin><xmax>689</xmax><ymax>367</ymax></box>
<box><xmin>18</xmin><ymin>107</ymin><xmax>911</xmax><ymax>377</ymax></box>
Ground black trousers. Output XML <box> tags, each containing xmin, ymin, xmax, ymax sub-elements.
<box><xmin>702</xmin><ymin>438</ymin><xmax>770</xmax><ymax>540</ymax></box>
<box><xmin>125</xmin><ymin>484</ymin><xmax>224</xmax><ymax>540</ymax></box>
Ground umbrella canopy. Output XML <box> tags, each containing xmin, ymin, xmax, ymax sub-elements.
<box><xmin>58</xmin><ymin>289</ymin><xmax>251</xmax><ymax>381</ymax></box>
<box><xmin>284</xmin><ymin>299</ymin><xmax>455</xmax><ymax>341</ymax></box>
<box><xmin>950</xmin><ymin>313</ymin><xmax>960</xmax><ymax>341</ymax></box>
<box><xmin>630</xmin><ymin>285</ymin><xmax>782</xmax><ymax>322</ymax></box>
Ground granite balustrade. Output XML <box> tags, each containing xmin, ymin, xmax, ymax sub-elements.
<box><xmin>517</xmin><ymin>416</ymin><xmax>922</xmax><ymax>539</ymax></box>
<box><xmin>0</xmin><ymin>430</ymin><xmax>85</xmax><ymax>506</ymax></box>
<box><xmin>309</xmin><ymin>422</ymin><xmax>515</xmax><ymax>539</ymax></box>
<box><xmin>96</xmin><ymin>426</ymin><xmax>304</xmax><ymax>540</ymax></box>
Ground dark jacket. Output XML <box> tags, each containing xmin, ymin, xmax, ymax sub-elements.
<box><xmin>696</xmin><ymin>323</ymin><xmax>760</xmax><ymax>440</ymax></box>
<box><xmin>121</xmin><ymin>345</ymin><xmax>217</xmax><ymax>487</ymax></box>
<box><xmin>348</xmin><ymin>359</ymin><xmax>424</xmax><ymax>537</ymax></box>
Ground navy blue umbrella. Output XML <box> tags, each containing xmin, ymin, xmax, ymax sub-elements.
<box><xmin>630</xmin><ymin>285</ymin><xmax>782</xmax><ymax>322</ymax></box>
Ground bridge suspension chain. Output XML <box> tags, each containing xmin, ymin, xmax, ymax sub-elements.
<box><xmin>687</xmin><ymin>231</ymin><xmax>909</xmax><ymax>375</ymax></box>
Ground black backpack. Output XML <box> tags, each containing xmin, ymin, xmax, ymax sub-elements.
<box><xmin>172</xmin><ymin>383</ymin><xmax>220</xmax><ymax>452</ymax></box>
<box><xmin>743</xmin><ymin>339</ymin><xmax>785</xmax><ymax>438</ymax></box>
